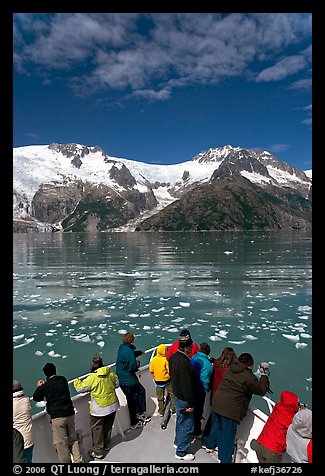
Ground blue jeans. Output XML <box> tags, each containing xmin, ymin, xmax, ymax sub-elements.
<box><xmin>202</xmin><ymin>409</ymin><xmax>218</xmax><ymax>450</ymax></box>
<box><xmin>174</xmin><ymin>395</ymin><xmax>195</xmax><ymax>457</ymax></box>
<box><xmin>215</xmin><ymin>413</ymin><xmax>238</xmax><ymax>463</ymax></box>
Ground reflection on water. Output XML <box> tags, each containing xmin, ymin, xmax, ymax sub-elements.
<box><xmin>13</xmin><ymin>231</ymin><xmax>312</xmax><ymax>411</ymax></box>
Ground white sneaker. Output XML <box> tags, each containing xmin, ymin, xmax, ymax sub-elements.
<box><xmin>175</xmin><ymin>453</ymin><xmax>195</xmax><ymax>461</ymax></box>
<box><xmin>173</xmin><ymin>444</ymin><xmax>177</xmax><ymax>448</ymax></box>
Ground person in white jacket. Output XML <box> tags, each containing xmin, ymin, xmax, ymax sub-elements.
<box><xmin>13</xmin><ymin>380</ymin><xmax>34</xmax><ymax>462</ymax></box>
<box><xmin>286</xmin><ymin>406</ymin><xmax>312</xmax><ymax>463</ymax></box>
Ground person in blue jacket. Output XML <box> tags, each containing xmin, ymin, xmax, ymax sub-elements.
<box><xmin>190</xmin><ymin>342</ymin><xmax>213</xmax><ymax>437</ymax></box>
<box><xmin>115</xmin><ymin>332</ymin><xmax>151</xmax><ymax>429</ymax></box>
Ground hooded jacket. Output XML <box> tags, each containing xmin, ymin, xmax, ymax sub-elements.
<box><xmin>286</xmin><ymin>408</ymin><xmax>312</xmax><ymax>463</ymax></box>
<box><xmin>257</xmin><ymin>391</ymin><xmax>299</xmax><ymax>454</ymax></box>
<box><xmin>212</xmin><ymin>360</ymin><xmax>269</xmax><ymax>424</ymax></box>
<box><xmin>13</xmin><ymin>389</ymin><xmax>34</xmax><ymax>448</ymax></box>
<box><xmin>74</xmin><ymin>366</ymin><xmax>120</xmax><ymax>416</ymax></box>
<box><xmin>149</xmin><ymin>344</ymin><xmax>171</xmax><ymax>384</ymax></box>
<box><xmin>190</xmin><ymin>351</ymin><xmax>213</xmax><ymax>393</ymax></box>
<box><xmin>115</xmin><ymin>342</ymin><xmax>140</xmax><ymax>387</ymax></box>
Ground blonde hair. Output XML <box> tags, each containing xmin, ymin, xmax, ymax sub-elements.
<box><xmin>123</xmin><ymin>332</ymin><xmax>135</xmax><ymax>344</ymax></box>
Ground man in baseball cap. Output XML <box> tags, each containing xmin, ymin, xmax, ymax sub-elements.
<box><xmin>166</xmin><ymin>329</ymin><xmax>199</xmax><ymax>361</ymax></box>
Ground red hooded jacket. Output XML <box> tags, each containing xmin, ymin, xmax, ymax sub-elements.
<box><xmin>257</xmin><ymin>391</ymin><xmax>299</xmax><ymax>454</ymax></box>
<box><xmin>166</xmin><ymin>341</ymin><xmax>199</xmax><ymax>361</ymax></box>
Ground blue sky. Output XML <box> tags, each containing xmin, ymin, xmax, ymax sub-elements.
<box><xmin>13</xmin><ymin>13</ymin><xmax>312</xmax><ymax>170</ymax></box>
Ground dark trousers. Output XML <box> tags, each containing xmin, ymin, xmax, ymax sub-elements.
<box><xmin>120</xmin><ymin>383</ymin><xmax>146</xmax><ymax>425</ymax></box>
<box><xmin>215</xmin><ymin>413</ymin><xmax>238</xmax><ymax>463</ymax></box>
<box><xmin>255</xmin><ymin>440</ymin><xmax>282</xmax><ymax>463</ymax></box>
<box><xmin>90</xmin><ymin>412</ymin><xmax>116</xmax><ymax>456</ymax></box>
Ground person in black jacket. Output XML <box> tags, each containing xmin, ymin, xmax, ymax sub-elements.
<box><xmin>169</xmin><ymin>333</ymin><xmax>201</xmax><ymax>462</ymax></box>
<box><xmin>211</xmin><ymin>353</ymin><xmax>270</xmax><ymax>463</ymax></box>
<box><xmin>33</xmin><ymin>362</ymin><xmax>83</xmax><ymax>463</ymax></box>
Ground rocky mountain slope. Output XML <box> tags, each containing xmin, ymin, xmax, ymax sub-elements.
<box><xmin>13</xmin><ymin>143</ymin><xmax>312</xmax><ymax>232</ymax></box>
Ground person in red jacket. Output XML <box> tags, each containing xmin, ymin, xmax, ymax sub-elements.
<box><xmin>166</xmin><ymin>329</ymin><xmax>199</xmax><ymax>361</ymax></box>
<box><xmin>255</xmin><ymin>390</ymin><xmax>299</xmax><ymax>463</ymax></box>
<box><xmin>307</xmin><ymin>439</ymin><xmax>312</xmax><ymax>463</ymax></box>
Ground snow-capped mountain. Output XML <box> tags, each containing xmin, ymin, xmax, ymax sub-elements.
<box><xmin>13</xmin><ymin>143</ymin><xmax>312</xmax><ymax>232</ymax></box>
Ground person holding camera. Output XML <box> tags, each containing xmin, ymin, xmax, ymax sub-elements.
<box><xmin>211</xmin><ymin>353</ymin><xmax>270</xmax><ymax>463</ymax></box>
<box><xmin>254</xmin><ymin>390</ymin><xmax>299</xmax><ymax>463</ymax></box>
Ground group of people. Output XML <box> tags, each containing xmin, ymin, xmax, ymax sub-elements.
<box><xmin>13</xmin><ymin>328</ymin><xmax>312</xmax><ymax>465</ymax></box>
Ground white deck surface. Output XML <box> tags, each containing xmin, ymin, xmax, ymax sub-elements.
<box><xmin>88</xmin><ymin>413</ymin><xmax>219</xmax><ymax>464</ymax></box>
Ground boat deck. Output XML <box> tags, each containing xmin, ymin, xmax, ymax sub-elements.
<box><xmin>88</xmin><ymin>413</ymin><xmax>218</xmax><ymax>464</ymax></box>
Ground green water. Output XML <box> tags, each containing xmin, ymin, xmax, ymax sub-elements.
<box><xmin>13</xmin><ymin>231</ymin><xmax>312</xmax><ymax>413</ymax></box>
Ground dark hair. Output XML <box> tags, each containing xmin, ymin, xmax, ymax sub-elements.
<box><xmin>216</xmin><ymin>347</ymin><xmax>236</xmax><ymax>369</ymax></box>
<box><xmin>43</xmin><ymin>362</ymin><xmax>56</xmax><ymax>378</ymax></box>
<box><xmin>199</xmin><ymin>342</ymin><xmax>210</xmax><ymax>355</ymax></box>
<box><xmin>91</xmin><ymin>354</ymin><xmax>103</xmax><ymax>372</ymax></box>
<box><xmin>238</xmin><ymin>353</ymin><xmax>254</xmax><ymax>367</ymax></box>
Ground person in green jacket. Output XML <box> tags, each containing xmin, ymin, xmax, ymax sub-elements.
<box><xmin>74</xmin><ymin>354</ymin><xmax>120</xmax><ymax>460</ymax></box>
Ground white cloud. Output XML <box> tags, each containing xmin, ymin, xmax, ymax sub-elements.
<box><xmin>13</xmin><ymin>13</ymin><xmax>312</xmax><ymax>101</ymax></box>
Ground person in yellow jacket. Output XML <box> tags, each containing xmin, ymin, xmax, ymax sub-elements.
<box><xmin>149</xmin><ymin>344</ymin><xmax>176</xmax><ymax>416</ymax></box>
<box><xmin>74</xmin><ymin>354</ymin><xmax>120</xmax><ymax>459</ymax></box>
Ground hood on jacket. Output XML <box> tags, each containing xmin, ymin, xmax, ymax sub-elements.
<box><xmin>291</xmin><ymin>408</ymin><xmax>312</xmax><ymax>438</ymax></box>
<box><xmin>280</xmin><ymin>391</ymin><xmax>299</xmax><ymax>412</ymax></box>
<box><xmin>157</xmin><ymin>344</ymin><xmax>167</xmax><ymax>357</ymax></box>
<box><xmin>229</xmin><ymin>360</ymin><xmax>248</xmax><ymax>374</ymax></box>
<box><xmin>13</xmin><ymin>389</ymin><xmax>25</xmax><ymax>398</ymax></box>
<box><xmin>93</xmin><ymin>366</ymin><xmax>111</xmax><ymax>378</ymax></box>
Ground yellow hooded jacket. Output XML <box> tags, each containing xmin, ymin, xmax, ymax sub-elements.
<box><xmin>149</xmin><ymin>344</ymin><xmax>171</xmax><ymax>384</ymax></box>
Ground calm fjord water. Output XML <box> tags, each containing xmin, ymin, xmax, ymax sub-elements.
<box><xmin>13</xmin><ymin>231</ymin><xmax>312</xmax><ymax>413</ymax></box>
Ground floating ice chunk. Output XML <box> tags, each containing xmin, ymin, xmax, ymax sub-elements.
<box><xmin>35</xmin><ymin>351</ymin><xmax>44</xmax><ymax>356</ymax></box>
<box><xmin>295</xmin><ymin>342</ymin><xmax>307</xmax><ymax>349</ymax></box>
<box><xmin>298</xmin><ymin>316</ymin><xmax>310</xmax><ymax>320</ymax></box>
<box><xmin>13</xmin><ymin>334</ymin><xmax>25</xmax><ymax>341</ymax></box>
<box><xmin>143</xmin><ymin>326</ymin><xmax>151</xmax><ymax>330</ymax></box>
<box><xmin>224</xmin><ymin>251</ymin><xmax>233</xmax><ymax>254</ymax></box>
<box><xmin>76</xmin><ymin>336</ymin><xmax>92</xmax><ymax>343</ymax></box>
<box><xmin>228</xmin><ymin>340</ymin><xmax>246</xmax><ymax>345</ymax></box>
<box><xmin>14</xmin><ymin>338</ymin><xmax>35</xmax><ymax>349</ymax></box>
<box><xmin>209</xmin><ymin>336</ymin><xmax>222</xmax><ymax>342</ymax></box>
<box><xmin>48</xmin><ymin>350</ymin><xmax>61</xmax><ymax>357</ymax></box>
<box><xmin>179</xmin><ymin>302</ymin><xmax>190</xmax><ymax>307</ymax></box>
<box><xmin>98</xmin><ymin>324</ymin><xmax>107</xmax><ymax>329</ymax></box>
<box><xmin>140</xmin><ymin>313</ymin><xmax>150</xmax><ymax>317</ymax></box>
<box><xmin>167</xmin><ymin>328</ymin><xmax>179</xmax><ymax>333</ymax></box>
<box><xmin>70</xmin><ymin>320</ymin><xmax>78</xmax><ymax>325</ymax></box>
<box><xmin>118</xmin><ymin>329</ymin><xmax>128</xmax><ymax>334</ymax></box>
<box><xmin>46</xmin><ymin>342</ymin><xmax>54</xmax><ymax>347</ymax></box>
<box><xmin>297</xmin><ymin>306</ymin><xmax>312</xmax><ymax>313</ymax></box>
<box><xmin>243</xmin><ymin>335</ymin><xmax>258</xmax><ymax>340</ymax></box>
<box><xmin>45</xmin><ymin>332</ymin><xmax>54</xmax><ymax>336</ymax></box>
<box><xmin>300</xmin><ymin>333</ymin><xmax>312</xmax><ymax>339</ymax></box>
<box><xmin>282</xmin><ymin>334</ymin><xmax>300</xmax><ymax>342</ymax></box>
<box><xmin>218</xmin><ymin>330</ymin><xmax>229</xmax><ymax>337</ymax></box>
<box><xmin>128</xmin><ymin>314</ymin><xmax>139</xmax><ymax>318</ymax></box>
<box><xmin>269</xmin><ymin>307</ymin><xmax>278</xmax><ymax>312</ymax></box>
<box><xmin>97</xmin><ymin>341</ymin><xmax>105</xmax><ymax>347</ymax></box>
